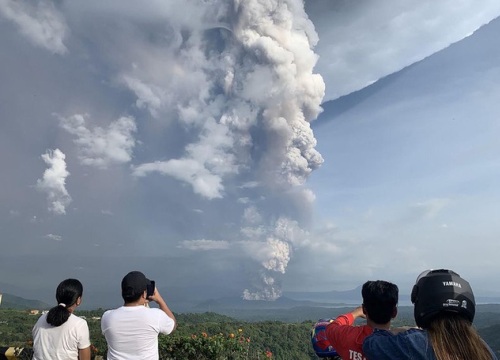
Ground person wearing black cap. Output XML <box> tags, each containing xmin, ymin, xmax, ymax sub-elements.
<box><xmin>101</xmin><ymin>271</ymin><xmax>176</xmax><ymax>360</ymax></box>
<box><xmin>362</xmin><ymin>269</ymin><xmax>497</xmax><ymax>360</ymax></box>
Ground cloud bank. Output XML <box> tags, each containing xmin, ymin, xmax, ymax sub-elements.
<box><xmin>0</xmin><ymin>0</ymin><xmax>68</xmax><ymax>54</ymax></box>
<box><xmin>13</xmin><ymin>0</ymin><xmax>325</xmax><ymax>299</ymax></box>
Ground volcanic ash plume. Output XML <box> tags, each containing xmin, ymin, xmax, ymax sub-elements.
<box><xmin>229</xmin><ymin>0</ymin><xmax>325</xmax><ymax>185</ymax></box>
<box><xmin>226</xmin><ymin>0</ymin><xmax>324</xmax><ymax>299</ymax></box>
<box><xmin>120</xmin><ymin>0</ymin><xmax>325</xmax><ymax>299</ymax></box>
<box><xmin>132</xmin><ymin>0</ymin><xmax>324</xmax><ymax>191</ymax></box>
<box><xmin>240</xmin><ymin>214</ymin><xmax>310</xmax><ymax>300</ymax></box>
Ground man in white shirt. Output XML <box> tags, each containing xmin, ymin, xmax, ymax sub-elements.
<box><xmin>101</xmin><ymin>271</ymin><xmax>176</xmax><ymax>360</ymax></box>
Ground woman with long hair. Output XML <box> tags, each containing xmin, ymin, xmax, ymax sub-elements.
<box><xmin>362</xmin><ymin>269</ymin><xmax>497</xmax><ymax>360</ymax></box>
<box><xmin>32</xmin><ymin>278</ymin><xmax>91</xmax><ymax>360</ymax></box>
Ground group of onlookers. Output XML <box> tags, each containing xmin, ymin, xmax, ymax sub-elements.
<box><xmin>30</xmin><ymin>268</ymin><xmax>497</xmax><ymax>360</ymax></box>
<box><xmin>31</xmin><ymin>271</ymin><xmax>176</xmax><ymax>360</ymax></box>
<box><xmin>313</xmin><ymin>268</ymin><xmax>497</xmax><ymax>360</ymax></box>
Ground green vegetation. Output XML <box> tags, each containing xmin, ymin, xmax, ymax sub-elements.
<box><xmin>0</xmin><ymin>309</ymin><xmax>315</xmax><ymax>359</ymax></box>
<box><xmin>1</xmin><ymin>308</ymin><xmax>499</xmax><ymax>359</ymax></box>
<box><xmin>0</xmin><ymin>309</ymin><xmax>37</xmax><ymax>345</ymax></box>
<box><xmin>93</xmin><ymin>313</ymin><xmax>317</xmax><ymax>359</ymax></box>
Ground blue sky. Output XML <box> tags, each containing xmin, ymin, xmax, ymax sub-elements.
<box><xmin>0</xmin><ymin>0</ymin><xmax>499</xmax><ymax>307</ymax></box>
<box><xmin>293</xmin><ymin>18</ymin><xmax>500</xmax><ymax>295</ymax></box>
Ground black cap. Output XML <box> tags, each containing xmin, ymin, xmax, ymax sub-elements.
<box><xmin>121</xmin><ymin>271</ymin><xmax>151</xmax><ymax>297</ymax></box>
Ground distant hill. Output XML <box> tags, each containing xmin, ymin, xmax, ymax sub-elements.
<box><xmin>193</xmin><ymin>295</ymin><xmax>337</xmax><ymax>312</ymax></box>
<box><xmin>0</xmin><ymin>293</ymin><xmax>51</xmax><ymax>310</ymax></box>
<box><xmin>283</xmin><ymin>286</ymin><xmax>363</xmax><ymax>303</ymax></box>
<box><xmin>479</xmin><ymin>324</ymin><xmax>500</xmax><ymax>353</ymax></box>
<box><xmin>283</xmin><ymin>288</ymin><xmax>500</xmax><ymax>305</ymax></box>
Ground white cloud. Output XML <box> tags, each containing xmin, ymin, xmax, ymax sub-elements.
<box><xmin>121</xmin><ymin>75</ymin><xmax>164</xmax><ymax>118</ymax></box>
<box><xmin>133</xmin><ymin>116</ymin><xmax>239</xmax><ymax>199</ymax></box>
<box><xmin>59</xmin><ymin>114</ymin><xmax>137</xmax><ymax>169</ymax></box>
<box><xmin>240</xmin><ymin>182</ymin><xmax>259</xmax><ymax>189</ymax></box>
<box><xmin>178</xmin><ymin>239</ymin><xmax>230</xmax><ymax>251</ymax></box>
<box><xmin>36</xmin><ymin>149</ymin><xmax>71</xmax><ymax>215</ymax></box>
<box><xmin>45</xmin><ymin>233</ymin><xmax>62</xmax><ymax>241</ymax></box>
<box><xmin>133</xmin><ymin>158</ymin><xmax>224</xmax><ymax>199</ymax></box>
<box><xmin>0</xmin><ymin>0</ymin><xmax>68</xmax><ymax>54</ymax></box>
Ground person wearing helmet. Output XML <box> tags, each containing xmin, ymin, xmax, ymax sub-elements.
<box><xmin>312</xmin><ymin>280</ymin><xmax>399</xmax><ymax>360</ymax></box>
<box><xmin>362</xmin><ymin>269</ymin><xmax>498</xmax><ymax>360</ymax></box>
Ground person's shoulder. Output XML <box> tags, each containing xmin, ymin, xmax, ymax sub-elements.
<box><xmin>104</xmin><ymin>306</ymin><xmax>125</xmax><ymax>314</ymax></box>
<box><xmin>149</xmin><ymin>307</ymin><xmax>163</xmax><ymax>312</ymax></box>
<box><xmin>327</xmin><ymin>322</ymin><xmax>372</xmax><ymax>338</ymax></box>
<box><xmin>369</xmin><ymin>328</ymin><xmax>393</xmax><ymax>337</ymax></box>
<box><xmin>396</xmin><ymin>328</ymin><xmax>425</xmax><ymax>337</ymax></box>
<box><xmin>36</xmin><ymin>312</ymin><xmax>48</xmax><ymax>322</ymax></box>
<box><xmin>69</xmin><ymin>313</ymin><xmax>88</xmax><ymax>324</ymax></box>
<box><xmin>148</xmin><ymin>307</ymin><xmax>174</xmax><ymax>321</ymax></box>
<box><xmin>149</xmin><ymin>307</ymin><xmax>169</xmax><ymax>316</ymax></box>
<box><xmin>102</xmin><ymin>307</ymin><xmax>122</xmax><ymax>318</ymax></box>
<box><xmin>33</xmin><ymin>313</ymin><xmax>48</xmax><ymax>328</ymax></box>
<box><xmin>401</xmin><ymin>328</ymin><xmax>426</xmax><ymax>340</ymax></box>
<box><xmin>368</xmin><ymin>327</ymin><xmax>426</xmax><ymax>341</ymax></box>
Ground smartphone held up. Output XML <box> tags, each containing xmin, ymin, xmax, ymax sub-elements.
<box><xmin>146</xmin><ymin>280</ymin><xmax>155</xmax><ymax>298</ymax></box>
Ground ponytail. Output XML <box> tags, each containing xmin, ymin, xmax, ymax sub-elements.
<box><xmin>46</xmin><ymin>303</ymin><xmax>70</xmax><ymax>327</ymax></box>
<box><xmin>46</xmin><ymin>279</ymin><xmax>83</xmax><ymax>327</ymax></box>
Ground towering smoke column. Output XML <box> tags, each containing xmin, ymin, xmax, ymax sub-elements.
<box><xmin>129</xmin><ymin>0</ymin><xmax>324</xmax><ymax>300</ymax></box>
<box><xmin>223</xmin><ymin>1</ymin><xmax>324</xmax><ymax>299</ymax></box>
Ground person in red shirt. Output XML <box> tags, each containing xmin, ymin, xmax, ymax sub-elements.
<box><xmin>324</xmin><ymin>280</ymin><xmax>399</xmax><ymax>360</ymax></box>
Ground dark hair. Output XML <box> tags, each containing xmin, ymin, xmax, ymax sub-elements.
<box><xmin>122</xmin><ymin>291</ymin><xmax>143</xmax><ymax>303</ymax></box>
<box><xmin>362</xmin><ymin>280</ymin><xmax>399</xmax><ymax>324</ymax></box>
<box><xmin>121</xmin><ymin>271</ymin><xmax>149</xmax><ymax>303</ymax></box>
<box><xmin>46</xmin><ymin>279</ymin><xmax>83</xmax><ymax>327</ymax></box>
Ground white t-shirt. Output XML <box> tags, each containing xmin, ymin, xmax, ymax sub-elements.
<box><xmin>101</xmin><ymin>305</ymin><xmax>175</xmax><ymax>360</ymax></box>
<box><xmin>32</xmin><ymin>313</ymin><xmax>91</xmax><ymax>360</ymax></box>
